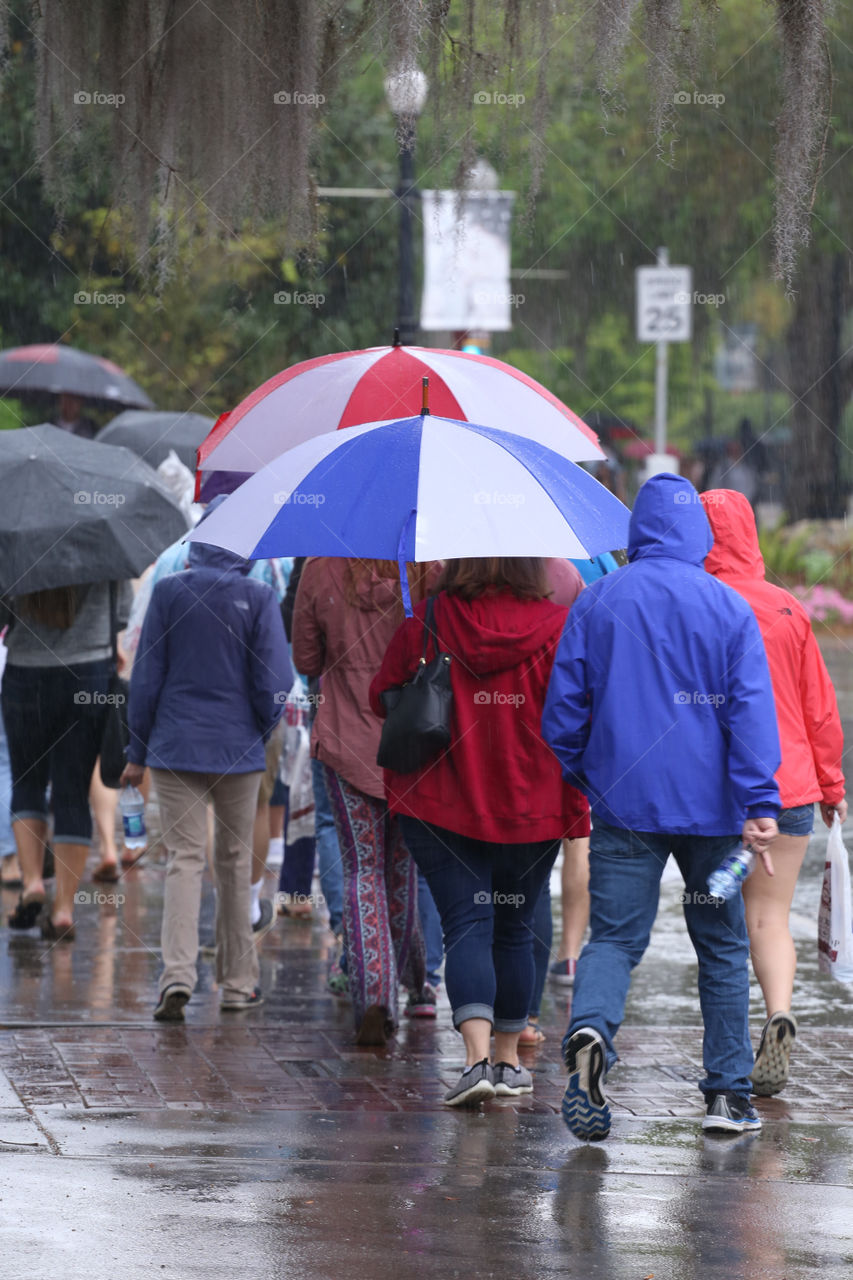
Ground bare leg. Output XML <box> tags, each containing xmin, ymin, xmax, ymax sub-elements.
<box><xmin>557</xmin><ymin>836</ymin><xmax>590</xmax><ymax>959</ymax></box>
<box><xmin>459</xmin><ymin>1016</ymin><xmax>492</xmax><ymax>1067</ymax></box>
<box><xmin>89</xmin><ymin>764</ymin><xmax>119</xmax><ymax>873</ymax></box>
<box><xmin>494</xmin><ymin>1030</ymin><xmax>522</xmax><ymax>1068</ymax></box>
<box><xmin>14</xmin><ymin>817</ymin><xmax>48</xmax><ymax>900</ymax></box>
<box><xmin>268</xmin><ymin>804</ymin><xmax>284</xmax><ymax>840</ymax></box>
<box><xmin>51</xmin><ymin>842</ymin><xmax>90</xmax><ymax>928</ymax></box>
<box><xmin>743</xmin><ymin>833</ymin><xmax>809</xmax><ymax>1016</ymax></box>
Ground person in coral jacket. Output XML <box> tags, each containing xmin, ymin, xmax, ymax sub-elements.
<box><xmin>370</xmin><ymin>556</ymin><xmax>590</xmax><ymax>1108</ymax></box>
<box><xmin>702</xmin><ymin>489</ymin><xmax>847</xmax><ymax>1097</ymax></box>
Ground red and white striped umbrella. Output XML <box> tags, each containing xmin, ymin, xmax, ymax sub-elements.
<box><xmin>196</xmin><ymin>345</ymin><xmax>603</xmax><ymax>499</ymax></box>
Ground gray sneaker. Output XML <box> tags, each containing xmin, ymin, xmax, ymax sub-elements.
<box><xmin>493</xmin><ymin>1062</ymin><xmax>533</xmax><ymax>1096</ymax></box>
<box><xmin>444</xmin><ymin>1059</ymin><xmax>496</xmax><ymax>1107</ymax></box>
<box><xmin>751</xmin><ymin>1011</ymin><xmax>797</xmax><ymax>1096</ymax></box>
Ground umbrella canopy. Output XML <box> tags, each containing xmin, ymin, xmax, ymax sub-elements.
<box><xmin>98</xmin><ymin>410</ymin><xmax>215</xmax><ymax>471</ymax></box>
<box><xmin>190</xmin><ymin>415</ymin><xmax>629</xmax><ymax>570</ymax></box>
<box><xmin>195</xmin><ymin>345</ymin><xmax>604</xmax><ymax>499</ymax></box>
<box><xmin>0</xmin><ymin>425</ymin><xmax>188</xmax><ymax>597</ymax></box>
<box><xmin>0</xmin><ymin>345</ymin><xmax>154</xmax><ymax>410</ymax></box>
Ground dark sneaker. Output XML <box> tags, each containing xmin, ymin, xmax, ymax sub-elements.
<box><xmin>549</xmin><ymin>957</ymin><xmax>577</xmax><ymax>986</ymax></box>
<box><xmin>404</xmin><ymin>982</ymin><xmax>438</xmax><ymax>1018</ymax></box>
<box><xmin>355</xmin><ymin>1003</ymin><xmax>395</xmax><ymax>1046</ymax></box>
<box><xmin>702</xmin><ymin>1091</ymin><xmax>762</xmax><ymax>1133</ymax></box>
<box><xmin>444</xmin><ymin>1059</ymin><xmax>496</xmax><ymax>1107</ymax></box>
<box><xmin>221</xmin><ymin>986</ymin><xmax>264</xmax><ymax>1012</ymax></box>
<box><xmin>751</xmin><ymin>1012</ymin><xmax>797</xmax><ymax>1096</ymax></box>
<box><xmin>154</xmin><ymin>984</ymin><xmax>192</xmax><ymax>1022</ymax></box>
<box><xmin>562</xmin><ymin>1028</ymin><xmax>611</xmax><ymax>1141</ymax></box>
<box><xmin>493</xmin><ymin>1062</ymin><xmax>533</xmax><ymax>1096</ymax></box>
<box><xmin>252</xmin><ymin>897</ymin><xmax>276</xmax><ymax>942</ymax></box>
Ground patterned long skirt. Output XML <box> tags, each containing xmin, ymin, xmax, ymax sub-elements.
<box><xmin>323</xmin><ymin>766</ymin><xmax>425</xmax><ymax>1029</ymax></box>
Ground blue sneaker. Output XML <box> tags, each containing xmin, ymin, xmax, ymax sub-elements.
<box><xmin>702</xmin><ymin>1091</ymin><xmax>762</xmax><ymax>1133</ymax></box>
<box><xmin>562</xmin><ymin>1028</ymin><xmax>611</xmax><ymax>1141</ymax></box>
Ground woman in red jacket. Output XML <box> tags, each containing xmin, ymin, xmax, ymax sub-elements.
<box><xmin>701</xmin><ymin>490</ymin><xmax>847</xmax><ymax>1095</ymax></box>
<box><xmin>370</xmin><ymin>557</ymin><xmax>590</xmax><ymax>1107</ymax></box>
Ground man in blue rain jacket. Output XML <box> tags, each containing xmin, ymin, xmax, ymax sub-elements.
<box><xmin>542</xmin><ymin>472</ymin><xmax>781</xmax><ymax>1140</ymax></box>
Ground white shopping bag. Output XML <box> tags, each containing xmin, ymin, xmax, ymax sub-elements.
<box><xmin>817</xmin><ymin>815</ymin><xmax>853</xmax><ymax>984</ymax></box>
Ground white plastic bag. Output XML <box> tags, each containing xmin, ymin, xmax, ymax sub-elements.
<box><xmin>817</xmin><ymin>815</ymin><xmax>853</xmax><ymax>984</ymax></box>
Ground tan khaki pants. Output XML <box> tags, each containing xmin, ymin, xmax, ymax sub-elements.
<box><xmin>153</xmin><ymin>768</ymin><xmax>263</xmax><ymax>1002</ymax></box>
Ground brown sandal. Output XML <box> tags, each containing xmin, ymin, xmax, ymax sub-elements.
<box><xmin>92</xmin><ymin>860</ymin><xmax>120</xmax><ymax>883</ymax></box>
<box><xmin>40</xmin><ymin>917</ymin><xmax>76</xmax><ymax>942</ymax></box>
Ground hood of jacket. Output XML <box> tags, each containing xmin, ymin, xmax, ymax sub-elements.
<box><xmin>435</xmin><ymin>587</ymin><xmax>565</xmax><ymax>678</ymax></box>
<box><xmin>348</xmin><ymin>565</ymin><xmax>404</xmax><ymax>614</ymax></box>
<box><xmin>187</xmin><ymin>495</ymin><xmax>252</xmax><ymax>575</ymax></box>
<box><xmin>627</xmin><ymin>473</ymin><xmax>713</xmax><ymax>566</ymax></box>
<box><xmin>701</xmin><ymin>489</ymin><xmax>766</xmax><ymax>581</ymax></box>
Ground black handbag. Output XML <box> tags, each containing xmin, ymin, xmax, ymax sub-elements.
<box><xmin>99</xmin><ymin>582</ymin><xmax>130</xmax><ymax>789</ymax></box>
<box><xmin>377</xmin><ymin>597</ymin><xmax>453</xmax><ymax>774</ymax></box>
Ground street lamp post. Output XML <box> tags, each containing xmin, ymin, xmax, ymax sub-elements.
<box><xmin>384</xmin><ymin>65</ymin><xmax>428</xmax><ymax>346</ymax></box>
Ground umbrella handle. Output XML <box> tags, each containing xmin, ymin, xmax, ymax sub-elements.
<box><xmin>421</xmin><ymin>376</ymin><xmax>430</xmax><ymax>416</ymax></box>
<box><xmin>397</xmin><ymin>509</ymin><xmax>417</xmax><ymax>617</ymax></box>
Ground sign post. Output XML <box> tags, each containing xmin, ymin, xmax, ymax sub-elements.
<box><xmin>636</xmin><ymin>249</ymin><xmax>692</xmax><ymax>476</ymax></box>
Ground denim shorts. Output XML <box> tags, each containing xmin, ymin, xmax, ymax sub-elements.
<box><xmin>777</xmin><ymin>804</ymin><xmax>814</xmax><ymax>837</ymax></box>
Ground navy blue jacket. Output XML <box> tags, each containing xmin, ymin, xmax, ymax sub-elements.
<box><xmin>542</xmin><ymin>473</ymin><xmax>781</xmax><ymax>835</ymax></box>
<box><xmin>127</xmin><ymin>539</ymin><xmax>292</xmax><ymax>773</ymax></box>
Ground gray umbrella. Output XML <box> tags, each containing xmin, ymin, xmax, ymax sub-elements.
<box><xmin>97</xmin><ymin>410</ymin><xmax>215</xmax><ymax>471</ymax></box>
<box><xmin>0</xmin><ymin>425</ymin><xmax>188</xmax><ymax>597</ymax></box>
<box><xmin>0</xmin><ymin>344</ymin><xmax>153</xmax><ymax>410</ymax></box>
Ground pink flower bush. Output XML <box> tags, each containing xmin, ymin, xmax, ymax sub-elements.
<box><xmin>792</xmin><ymin>584</ymin><xmax>853</xmax><ymax>624</ymax></box>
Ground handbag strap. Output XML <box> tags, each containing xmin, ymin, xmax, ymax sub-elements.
<box><xmin>422</xmin><ymin>596</ymin><xmax>441</xmax><ymax>662</ymax></box>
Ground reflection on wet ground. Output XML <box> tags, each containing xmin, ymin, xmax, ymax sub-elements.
<box><xmin>0</xmin><ymin>638</ymin><xmax>850</xmax><ymax>1277</ymax></box>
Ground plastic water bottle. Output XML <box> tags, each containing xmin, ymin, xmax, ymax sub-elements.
<box><xmin>707</xmin><ymin>846</ymin><xmax>755</xmax><ymax>901</ymax></box>
<box><xmin>120</xmin><ymin>785</ymin><xmax>147</xmax><ymax>850</ymax></box>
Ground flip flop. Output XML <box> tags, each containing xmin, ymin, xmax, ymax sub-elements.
<box><xmin>92</xmin><ymin>861</ymin><xmax>120</xmax><ymax>883</ymax></box>
<box><xmin>518</xmin><ymin>1020</ymin><xmax>546</xmax><ymax>1046</ymax></box>
<box><xmin>120</xmin><ymin>849</ymin><xmax>147</xmax><ymax>869</ymax></box>
<box><xmin>8</xmin><ymin>892</ymin><xmax>45</xmax><ymax>929</ymax></box>
<box><xmin>41</xmin><ymin>917</ymin><xmax>76</xmax><ymax>942</ymax></box>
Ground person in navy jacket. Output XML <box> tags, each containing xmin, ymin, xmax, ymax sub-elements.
<box><xmin>123</xmin><ymin>528</ymin><xmax>292</xmax><ymax>1022</ymax></box>
<box><xmin>542</xmin><ymin>472</ymin><xmax>781</xmax><ymax>1140</ymax></box>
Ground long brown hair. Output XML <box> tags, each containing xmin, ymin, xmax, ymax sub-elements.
<box><xmin>16</xmin><ymin>586</ymin><xmax>80</xmax><ymax>630</ymax></box>
<box><xmin>437</xmin><ymin>557</ymin><xmax>550</xmax><ymax>601</ymax></box>
<box><xmin>334</xmin><ymin>558</ymin><xmax>432</xmax><ymax>621</ymax></box>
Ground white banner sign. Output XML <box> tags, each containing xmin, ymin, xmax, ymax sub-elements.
<box><xmin>420</xmin><ymin>190</ymin><xmax>516</xmax><ymax>331</ymax></box>
<box><xmin>636</xmin><ymin>266</ymin><xmax>692</xmax><ymax>342</ymax></box>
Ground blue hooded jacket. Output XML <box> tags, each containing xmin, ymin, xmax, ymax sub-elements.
<box><xmin>127</xmin><ymin>531</ymin><xmax>292</xmax><ymax>774</ymax></box>
<box><xmin>542</xmin><ymin>473</ymin><xmax>781</xmax><ymax>835</ymax></box>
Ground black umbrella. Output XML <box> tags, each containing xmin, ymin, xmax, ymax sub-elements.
<box><xmin>0</xmin><ymin>344</ymin><xmax>153</xmax><ymax>410</ymax></box>
<box><xmin>0</xmin><ymin>425</ymin><xmax>188</xmax><ymax>597</ymax></box>
<box><xmin>97</xmin><ymin>410</ymin><xmax>215</xmax><ymax>471</ymax></box>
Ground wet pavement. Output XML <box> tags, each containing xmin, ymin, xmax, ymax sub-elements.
<box><xmin>0</xmin><ymin>639</ymin><xmax>851</xmax><ymax>1279</ymax></box>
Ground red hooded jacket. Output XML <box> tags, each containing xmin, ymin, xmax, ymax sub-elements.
<box><xmin>369</xmin><ymin>587</ymin><xmax>590</xmax><ymax>844</ymax></box>
<box><xmin>701</xmin><ymin>490</ymin><xmax>845</xmax><ymax>808</ymax></box>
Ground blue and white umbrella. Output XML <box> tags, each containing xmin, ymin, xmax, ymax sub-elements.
<box><xmin>189</xmin><ymin>415</ymin><xmax>629</xmax><ymax>601</ymax></box>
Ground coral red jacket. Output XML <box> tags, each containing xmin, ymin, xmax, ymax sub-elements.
<box><xmin>369</xmin><ymin>587</ymin><xmax>590</xmax><ymax>844</ymax></box>
<box><xmin>702</xmin><ymin>490</ymin><xmax>845</xmax><ymax>808</ymax></box>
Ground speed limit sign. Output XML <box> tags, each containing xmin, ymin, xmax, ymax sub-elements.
<box><xmin>636</xmin><ymin>266</ymin><xmax>692</xmax><ymax>342</ymax></box>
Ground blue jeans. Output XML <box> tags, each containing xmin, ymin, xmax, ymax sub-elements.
<box><xmin>567</xmin><ymin>820</ymin><xmax>753</xmax><ymax>1098</ymax></box>
<box><xmin>0</xmin><ymin>705</ymin><xmax>15</xmax><ymax>855</ymax></box>
<box><xmin>529</xmin><ymin>877</ymin><xmax>553</xmax><ymax>1019</ymax></box>
<box><xmin>417</xmin><ymin>870</ymin><xmax>444</xmax><ymax>987</ymax></box>
<box><xmin>312</xmin><ymin>756</ymin><xmax>343</xmax><ymax>935</ymax></box>
<box><xmin>400</xmin><ymin>817</ymin><xmax>559</xmax><ymax>1033</ymax></box>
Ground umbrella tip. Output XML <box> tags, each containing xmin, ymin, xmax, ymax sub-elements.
<box><xmin>421</xmin><ymin>376</ymin><xmax>430</xmax><ymax>416</ymax></box>
<box><xmin>392</xmin><ymin>328</ymin><xmax>401</xmax><ymax>347</ymax></box>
